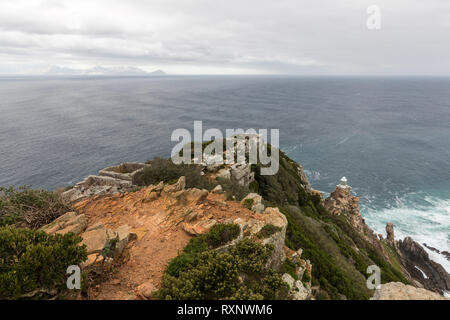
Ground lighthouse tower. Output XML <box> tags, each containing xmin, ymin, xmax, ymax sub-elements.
<box><xmin>337</xmin><ymin>176</ymin><xmax>350</xmax><ymax>189</ymax></box>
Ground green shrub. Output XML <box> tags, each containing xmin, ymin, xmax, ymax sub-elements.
<box><xmin>204</xmin><ymin>223</ymin><xmax>240</xmax><ymax>248</ymax></box>
<box><xmin>0</xmin><ymin>186</ymin><xmax>72</xmax><ymax>229</ymax></box>
<box><xmin>133</xmin><ymin>157</ymin><xmax>215</xmax><ymax>190</ymax></box>
<box><xmin>0</xmin><ymin>226</ymin><xmax>87</xmax><ymax>299</ymax></box>
<box><xmin>257</xmin><ymin>224</ymin><xmax>282</xmax><ymax>239</ymax></box>
<box><xmin>281</xmin><ymin>258</ymin><xmax>298</xmax><ymax>280</ymax></box>
<box><xmin>166</xmin><ymin>224</ymin><xmax>240</xmax><ymax>277</ymax></box>
<box><xmin>157</xmin><ymin>239</ymin><xmax>288</xmax><ymax>300</ymax></box>
<box><xmin>243</xmin><ymin>198</ymin><xmax>254</xmax><ymax>210</ymax></box>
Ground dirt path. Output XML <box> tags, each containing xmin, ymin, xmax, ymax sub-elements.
<box><xmin>74</xmin><ymin>187</ymin><xmax>258</xmax><ymax>300</ymax></box>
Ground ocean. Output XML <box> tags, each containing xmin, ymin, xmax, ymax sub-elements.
<box><xmin>0</xmin><ymin>75</ymin><xmax>449</xmax><ymax>270</ymax></box>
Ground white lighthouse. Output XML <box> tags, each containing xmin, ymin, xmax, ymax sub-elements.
<box><xmin>337</xmin><ymin>176</ymin><xmax>350</xmax><ymax>189</ymax></box>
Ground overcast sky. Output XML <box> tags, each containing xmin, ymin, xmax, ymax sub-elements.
<box><xmin>1</xmin><ymin>0</ymin><xmax>449</xmax><ymax>75</ymax></box>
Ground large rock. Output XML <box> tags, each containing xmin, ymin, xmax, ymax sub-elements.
<box><xmin>282</xmin><ymin>273</ymin><xmax>311</xmax><ymax>300</ymax></box>
<box><xmin>135</xmin><ymin>281</ymin><xmax>157</xmax><ymax>300</ymax></box>
<box><xmin>98</xmin><ymin>162</ymin><xmax>147</xmax><ymax>181</ymax></box>
<box><xmin>163</xmin><ymin>176</ymin><xmax>186</xmax><ymax>193</ymax></box>
<box><xmin>397</xmin><ymin>237</ymin><xmax>450</xmax><ymax>295</ymax></box>
<box><xmin>371</xmin><ymin>282</ymin><xmax>448</xmax><ymax>300</ymax></box>
<box><xmin>262</xmin><ymin>207</ymin><xmax>288</xmax><ymax>271</ymax></box>
<box><xmin>41</xmin><ymin>212</ymin><xmax>88</xmax><ymax>236</ymax></box>
<box><xmin>62</xmin><ymin>175</ymin><xmax>134</xmax><ymax>203</ymax></box>
<box><xmin>241</xmin><ymin>193</ymin><xmax>264</xmax><ymax>213</ymax></box>
<box><xmin>386</xmin><ymin>222</ymin><xmax>395</xmax><ymax>244</ymax></box>
<box><xmin>230</xmin><ymin>163</ymin><xmax>255</xmax><ymax>187</ymax></box>
<box><xmin>81</xmin><ymin>228</ymin><xmax>115</xmax><ymax>255</ymax></box>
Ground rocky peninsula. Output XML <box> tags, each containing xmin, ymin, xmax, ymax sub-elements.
<box><xmin>1</xmin><ymin>141</ymin><xmax>449</xmax><ymax>300</ymax></box>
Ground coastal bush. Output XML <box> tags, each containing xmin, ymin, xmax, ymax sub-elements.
<box><xmin>257</xmin><ymin>224</ymin><xmax>282</xmax><ymax>239</ymax></box>
<box><xmin>0</xmin><ymin>226</ymin><xmax>87</xmax><ymax>299</ymax></box>
<box><xmin>157</xmin><ymin>238</ymin><xmax>288</xmax><ymax>300</ymax></box>
<box><xmin>134</xmin><ymin>157</ymin><xmax>213</xmax><ymax>189</ymax></box>
<box><xmin>281</xmin><ymin>258</ymin><xmax>298</xmax><ymax>280</ymax></box>
<box><xmin>166</xmin><ymin>223</ymin><xmax>240</xmax><ymax>277</ymax></box>
<box><xmin>134</xmin><ymin>158</ymin><xmax>250</xmax><ymax>202</ymax></box>
<box><xmin>0</xmin><ymin>186</ymin><xmax>72</xmax><ymax>229</ymax></box>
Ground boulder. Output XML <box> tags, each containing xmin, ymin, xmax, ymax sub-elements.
<box><xmin>41</xmin><ymin>212</ymin><xmax>87</xmax><ymax>236</ymax></box>
<box><xmin>211</xmin><ymin>185</ymin><xmax>223</xmax><ymax>194</ymax></box>
<box><xmin>135</xmin><ymin>281</ymin><xmax>157</xmax><ymax>300</ymax></box>
<box><xmin>81</xmin><ymin>227</ymin><xmax>116</xmax><ymax>255</ymax></box>
<box><xmin>371</xmin><ymin>282</ymin><xmax>448</xmax><ymax>300</ymax></box>
<box><xmin>163</xmin><ymin>176</ymin><xmax>186</xmax><ymax>193</ymax></box>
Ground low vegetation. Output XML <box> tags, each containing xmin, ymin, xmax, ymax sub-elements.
<box><xmin>251</xmin><ymin>150</ymin><xmax>409</xmax><ymax>299</ymax></box>
<box><xmin>257</xmin><ymin>224</ymin><xmax>282</xmax><ymax>239</ymax></box>
<box><xmin>0</xmin><ymin>226</ymin><xmax>87</xmax><ymax>299</ymax></box>
<box><xmin>157</xmin><ymin>236</ymin><xmax>288</xmax><ymax>300</ymax></box>
<box><xmin>0</xmin><ymin>186</ymin><xmax>72</xmax><ymax>229</ymax></box>
<box><xmin>133</xmin><ymin>157</ymin><xmax>250</xmax><ymax>201</ymax></box>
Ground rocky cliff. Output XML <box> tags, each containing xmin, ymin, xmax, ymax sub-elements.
<box><xmin>34</xmin><ymin>142</ymin><xmax>449</xmax><ymax>300</ymax></box>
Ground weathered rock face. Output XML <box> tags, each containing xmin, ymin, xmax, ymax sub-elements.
<box><xmin>99</xmin><ymin>162</ymin><xmax>147</xmax><ymax>181</ymax></box>
<box><xmin>282</xmin><ymin>273</ymin><xmax>311</xmax><ymax>300</ymax></box>
<box><xmin>40</xmin><ymin>212</ymin><xmax>87</xmax><ymax>236</ymax></box>
<box><xmin>230</xmin><ymin>163</ymin><xmax>255</xmax><ymax>186</ymax></box>
<box><xmin>397</xmin><ymin>237</ymin><xmax>450</xmax><ymax>295</ymax></box>
<box><xmin>386</xmin><ymin>222</ymin><xmax>395</xmax><ymax>244</ymax></box>
<box><xmin>261</xmin><ymin>207</ymin><xmax>288</xmax><ymax>271</ymax></box>
<box><xmin>62</xmin><ymin>163</ymin><xmax>147</xmax><ymax>203</ymax></box>
<box><xmin>371</xmin><ymin>282</ymin><xmax>448</xmax><ymax>300</ymax></box>
<box><xmin>241</xmin><ymin>193</ymin><xmax>265</xmax><ymax>213</ymax></box>
<box><xmin>324</xmin><ymin>185</ymin><xmax>366</xmax><ymax>234</ymax></box>
<box><xmin>62</xmin><ymin>175</ymin><xmax>134</xmax><ymax>203</ymax></box>
<box><xmin>40</xmin><ymin>211</ymin><xmax>135</xmax><ymax>273</ymax></box>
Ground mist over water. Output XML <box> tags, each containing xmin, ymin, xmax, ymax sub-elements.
<box><xmin>1</xmin><ymin>75</ymin><xmax>449</xmax><ymax>269</ymax></box>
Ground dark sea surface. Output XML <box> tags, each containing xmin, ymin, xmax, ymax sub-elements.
<box><xmin>0</xmin><ymin>75</ymin><xmax>449</xmax><ymax>269</ymax></box>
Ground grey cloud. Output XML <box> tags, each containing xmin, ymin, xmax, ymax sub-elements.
<box><xmin>0</xmin><ymin>0</ymin><xmax>449</xmax><ymax>74</ymax></box>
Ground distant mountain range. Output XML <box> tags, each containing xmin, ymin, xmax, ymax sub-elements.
<box><xmin>45</xmin><ymin>66</ymin><xmax>166</xmax><ymax>76</ymax></box>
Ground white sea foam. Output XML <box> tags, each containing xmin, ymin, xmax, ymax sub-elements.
<box><xmin>362</xmin><ymin>196</ymin><xmax>450</xmax><ymax>273</ymax></box>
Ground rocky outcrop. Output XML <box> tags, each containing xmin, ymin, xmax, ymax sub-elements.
<box><xmin>62</xmin><ymin>162</ymin><xmax>147</xmax><ymax>203</ymax></box>
<box><xmin>40</xmin><ymin>211</ymin><xmax>87</xmax><ymax>235</ymax></box>
<box><xmin>397</xmin><ymin>237</ymin><xmax>450</xmax><ymax>295</ymax></box>
<box><xmin>371</xmin><ymin>282</ymin><xmax>448</xmax><ymax>300</ymax></box>
<box><xmin>241</xmin><ymin>193</ymin><xmax>265</xmax><ymax>213</ymax></box>
<box><xmin>324</xmin><ymin>182</ymin><xmax>368</xmax><ymax>237</ymax></box>
<box><xmin>99</xmin><ymin>162</ymin><xmax>147</xmax><ymax>181</ymax></box>
<box><xmin>40</xmin><ymin>212</ymin><xmax>136</xmax><ymax>273</ymax></box>
<box><xmin>386</xmin><ymin>222</ymin><xmax>395</xmax><ymax>244</ymax></box>
<box><xmin>62</xmin><ymin>175</ymin><xmax>134</xmax><ymax>203</ymax></box>
<box><xmin>282</xmin><ymin>273</ymin><xmax>311</xmax><ymax>300</ymax></box>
